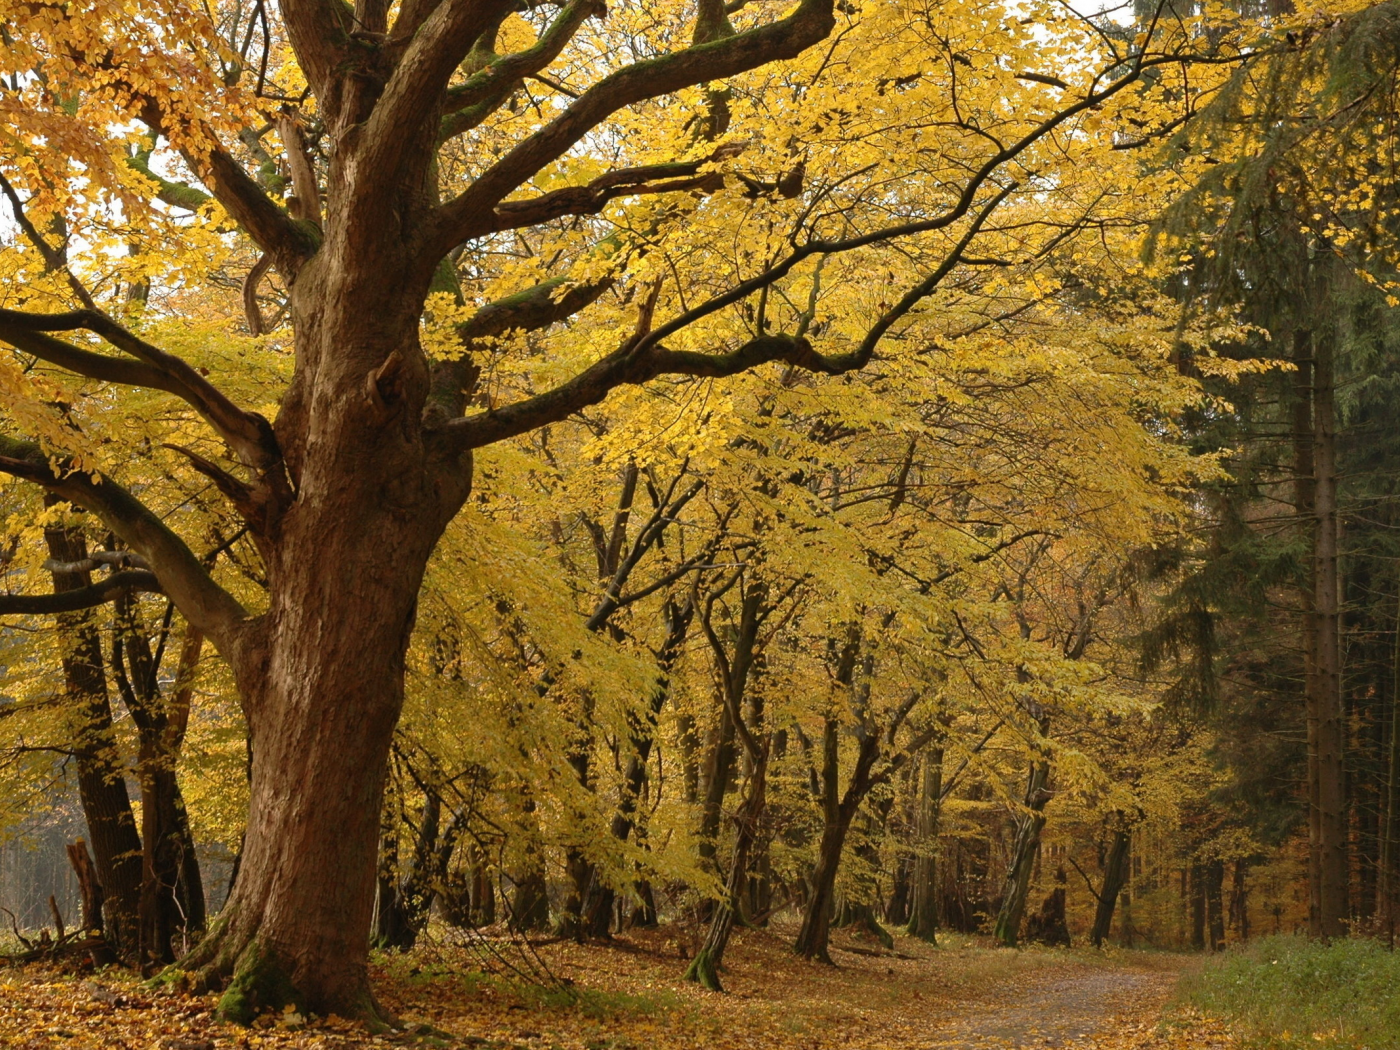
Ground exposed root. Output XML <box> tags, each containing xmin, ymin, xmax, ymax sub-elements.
<box><xmin>683</xmin><ymin>946</ymin><xmax>723</xmax><ymax>992</ymax></box>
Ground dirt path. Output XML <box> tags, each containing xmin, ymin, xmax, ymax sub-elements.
<box><xmin>917</xmin><ymin>965</ymin><xmax>1181</xmax><ymax>1049</ymax></box>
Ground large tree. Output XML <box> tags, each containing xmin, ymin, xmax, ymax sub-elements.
<box><xmin>0</xmin><ymin>0</ymin><xmax>1219</xmax><ymax>1021</ymax></box>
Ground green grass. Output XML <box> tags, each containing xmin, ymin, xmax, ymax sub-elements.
<box><xmin>1175</xmin><ymin>934</ymin><xmax>1400</xmax><ymax>1049</ymax></box>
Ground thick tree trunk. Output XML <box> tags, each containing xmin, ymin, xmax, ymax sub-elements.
<box><xmin>1090</xmin><ymin>829</ymin><xmax>1130</xmax><ymax>948</ymax></box>
<box><xmin>993</xmin><ymin>759</ymin><xmax>1050</xmax><ymax>947</ymax></box>
<box><xmin>180</xmin><ymin>339</ymin><xmax>465</xmax><ymax>1016</ymax></box>
<box><xmin>1309</xmin><ymin>330</ymin><xmax>1348</xmax><ymax>939</ymax></box>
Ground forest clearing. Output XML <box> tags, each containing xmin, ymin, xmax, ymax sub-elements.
<box><xmin>7</xmin><ymin>0</ymin><xmax>1400</xmax><ymax>1044</ymax></box>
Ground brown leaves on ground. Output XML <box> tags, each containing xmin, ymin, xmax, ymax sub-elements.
<box><xmin>0</xmin><ymin>925</ymin><xmax>1237</xmax><ymax>1050</ymax></box>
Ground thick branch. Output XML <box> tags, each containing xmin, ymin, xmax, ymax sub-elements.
<box><xmin>0</xmin><ymin>571</ymin><xmax>163</xmax><ymax>614</ymax></box>
<box><xmin>127</xmin><ymin>152</ymin><xmax>212</xmax><ymax>211</ymax></box>
<box><xmin>360</xmin><ymin>0</ymin><xmax>518</xmax><ymax>191</ymax></box>
<box><xmin>279</xmin><ymin>0</ymin><xmax>356</xmax><ymax>102</ymax></box>
<box><xmin>276</xmin><ymin>114</ymin><xmax>321</xmax><ymax>226</ymax></box>
<box><xmin>487</xmin><ymin>160</ymin><xmax>728</xmax><ymax>234</ymax></box>
<box><xmin>429</xmin><ymin>0</ymin><xmax>835</xmax><ymax>254</ymax></box>
<box><xmin>444</xmin><ymin>332</ymin><xmax>812</xmax><ymax>449</ymax></box>
<box><xmin>438</xmin><ymin>0</ymin><xmax>603</xmax><ymax>142</ymax></box>
<box><xmin>427</xmin><ymin>274</ymin><xmax>615</xmax><ymax>417</ymax></box>
<box><xmin>202</xmin><ymin>147</ymin><xmax>320</xmax><ymax>272</ymax></box>
<box><xmin>0</xmin><ymin>436</ymin><xmax>248</xmax><ymax>649</ymax></box>
<box><xmin>0</xmin><ymin>309</ymin><xmax>282</xmax><ymax>473</ymax></box>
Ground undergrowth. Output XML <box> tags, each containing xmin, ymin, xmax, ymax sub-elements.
<box><xmin>1175</xmin><ymin>934</ymin><xmax>1400</xmax><ymax>1049</ymax></box>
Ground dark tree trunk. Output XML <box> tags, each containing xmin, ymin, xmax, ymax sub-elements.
<box><xmin>907</xmin><ymin>746</ymin><xmax>943</xmax><ymax>942</ymax></box>
<box><xmin>1379</xmin><ymin>585</ymin><xmax>1400</xmax><ymax>939</ymax></box>
<box><xmin>698</xmin><ymin>703</ymin><xmax>737</xmax><ymax>871</ymax></box>
<box><xmin>581</xmin><ymin>597</ymin><xmax>692</xmax><ymax>936</ymax></box>
<box><xmin>112</xmin><ymin>601</ymin><xmax>207</xmax><ymax>968</ymax></box>
<box><xmin>885</xmin><ymin>854</ymin><xmax>912</xmax><ymax>928</ymax></box>
<box><xmin>1090</xmin><ymin>829</ymin><xmax>1130</xmax><ymax>948</ymax></box>
<box><xmin>1228</xmin><ymin>859</ymin><xmax>1249</xmax><ymax>941</ymax></box>
<box><xmin>44</xmin><ymin>516</ymin><xmax>144</xmax><ymax>960</ymax></box>
<box><xmin>686</xmin><ymin>752</ymin><xmax>767</xmax><ymax>991</ymax></box>
<box><xmin>993</xmin><ymin>758</ymin><xmax>1050</xmax><ymax>947</ymax></box>
<box><xmin>1309</xmin><ymin>330</ymin><xmax>1348</xmax><ymax>938</ymax></box>
<box><xmin>1024</xmin><ymin>870</ymin><xmax>1070</xmax><ymax>947</ymax></box>
<box><xmin>793</xmin><ymin>717</ymin><xmax>881</xmax><ymax>962</ymax></box>
<box><xmin>1190</xmin><ymin>863</ymin><xmax>1206</xmax><ymax>950</ymax></box>
<box><xmin>1206</xmin><ymin>859</ymin><xmax>1226</xmax><ymax>951</ymax></box>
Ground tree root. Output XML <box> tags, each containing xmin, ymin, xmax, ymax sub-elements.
<box><xmin>683</xmin><ymin>946</ymin><xmax>723</xmax><ymax>992</ymax></box>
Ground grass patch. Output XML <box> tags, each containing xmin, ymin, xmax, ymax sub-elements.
<box><xmin>1175</xmin><ymin>934</ymin><xmax>1400</xmax><ymax>1049</ymax></box>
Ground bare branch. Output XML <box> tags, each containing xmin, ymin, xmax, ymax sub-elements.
<box><xmin>485</xmin><ymin>158</ymin><xmax>730</xmax><ymax>234</ymax></box>
<box><xmin>276</xmin><ymin>113</ymin><xmax>321</xmax><ymax>226</ymax></box>
<box><xmin>243</xmin><ymin>254</ymin><xmax>274</xmax><ymax>336</ymax></box>
<box><xmin>428</xmin><ymin>0</ymin><xmax>836</xmax><ymax>255</ymax></box>
<box><xmin>0</xmin><ymin>571</ymin><xmax>163</xmax><ymax>614</ymax></box>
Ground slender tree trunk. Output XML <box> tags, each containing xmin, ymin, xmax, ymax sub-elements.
<box><xmin>44</xmin><ymin>515</ymin><xmax>144</xmax><ymax>960</ymax></box>
<box><xmin>907</xmin><ymin>746</ymin><xmax>943</xmax><ymax>942</ymax></box>
<box><xmin>794</xmin><ymin>717</ymin><xmax>881</xmax><ymax>962</ymax></box>
<box><xmin>993</xmin><ymin>759</ymin><xmax>1050</xmax><ymax>947</ymax></box>
<box><xmin>1090</xmin><ymin>828</ymin><xmax>1130</xmax><ymax>948</ymax></box>
<box><xmin>1379</xmin><ymin>585</ymin><xmax>1400</xmax><ymax>939</ymax></box>
<box><xmin>1228</xmin><ymin>859</ymin><xmax>1249</xmax><ymax>942</ymax></box>
<box><xmin>581</xmin><ymin>597</ymin><xmax>691</xmax><ymax>936</ymax></box>
<box><xmin>1311</xmin><ymin>329</ymin><xmax>1348</xmax><ymax>938</ymax></box>
<box><xmin>686</xmin><ymin>752</ymin><xmax>767</xmax><ymax>991</ymax></box>
<box><xmin>1206</xmin><ymin>859</ymin><xmax>1226</xmax><ymax>951</ymax></box>
<box><xmin>1294</xmin><ymin>328</ymin><xmax>1323</xmax><ymax>936</ymax></box>
<box><xmin>1190</xmin><ymin>863</ymin><xmax>1206</xmax><ymax>950</ymax></box>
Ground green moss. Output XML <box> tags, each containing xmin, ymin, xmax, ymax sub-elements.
<box><xmin>683</xmin><ymin>947</ymin><xmax>723</xmax><ymax>992</ymax></box>
<box><xmin>215</xmin><ymin>940</ymin><xmax>299</xmax><ymax>1024</ymax></box>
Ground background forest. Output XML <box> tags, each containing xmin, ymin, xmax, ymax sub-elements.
<box><xmin>1</xmin><ymin>0</ymin><xmax>1400</xmax><ymax>1037</ymax></box>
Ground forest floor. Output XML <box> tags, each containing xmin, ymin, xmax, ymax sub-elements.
<box><xmin>0</xmin><ymin>922</ymin><xmax>1237</xmax><ymax>1050</ymax></box>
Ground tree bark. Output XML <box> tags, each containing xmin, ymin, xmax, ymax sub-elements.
<box><xmin>993</xmin><ymin>758</ymin><xmax>1050</xmax><ymax>947</ymax></box>
<box><xmin>1379</xmin><ymin>583</ymin><xmax>1400</xmax><ymax>940</ymax></box>
<box><xmin>1206</xmin><ymin>858</ymin><xmax>1226</xmax><ymax>951</ymax></box>
<box><xmin>44</xmin><ymin>515</ymin><xmax>144</xmax><ymax>960</ymax></box>
<box><xmin>907</xmin><ymin>746</ymin><xmax>943</xmax><ymax>942</ymax></box>
<box><xmin>180</xmin><ymin>414</ymin><xmax>465</xmax><ymax>1020</ymax></box>
<box><xmin>1309</xmin><ymin>329</ymin><xmax>1348</xmax><ymax>938</ymax></box>
<box><xmin>1190</xmin><ymin>863</ymin><xmax>1206</xmax><ymax>950</ymax></box>
<box><xmin>793</xmin><ymin>717</ymin><xmax>881</xmax><ymax>961</ymax></box>
<box><xmin>686</xmin><ymin>751</ymin><xmax>767</xmax><ymax>991</ymax></box>
<box><xmin>1090</xmin><ymin>828</ymin><xmax>1130</xmax><ymax>948</ymax></box>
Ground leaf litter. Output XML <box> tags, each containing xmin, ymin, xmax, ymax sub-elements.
<box><xmin>0</xmin><ymin>925</ymin><xmax>1238</xmax><ymax>1050</ymax></box>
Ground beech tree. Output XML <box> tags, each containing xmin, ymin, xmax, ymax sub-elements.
<box><xmin>0</xmin><ymin>0</ymin><xmax>1235</xmax><ymax>1022</ymax></box>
